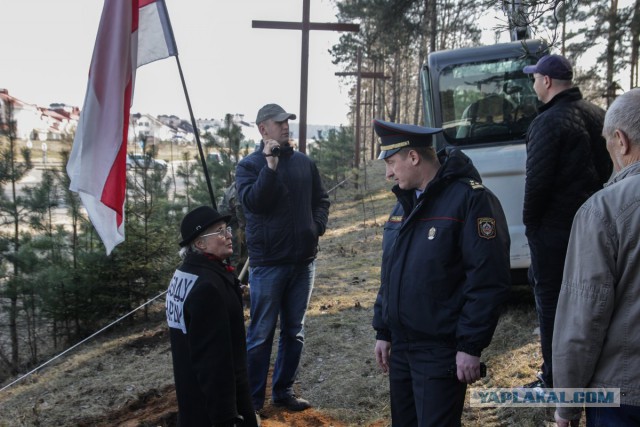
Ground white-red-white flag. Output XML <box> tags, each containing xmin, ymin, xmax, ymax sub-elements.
<box><xmin>67</xmin><ymin>0</ymin><xmax>177</xmax><ymax>255</ymax></box>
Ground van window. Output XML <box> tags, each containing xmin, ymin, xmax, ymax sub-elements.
<box><xmin>438</xmin><ymin>57</ymin><xmax>540</xmax><ymax>146</ymax></box>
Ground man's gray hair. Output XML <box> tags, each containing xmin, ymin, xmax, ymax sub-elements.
<box><xmin>603</xmin><ymin>88</ymin><xmax>640</xmax><ymax>145</ymax></box>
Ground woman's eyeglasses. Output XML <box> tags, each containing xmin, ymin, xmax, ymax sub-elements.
<box><xmin>200</xmin><ymin>226</ymin><xmax>233</xmax><ymax>239</ymax></box>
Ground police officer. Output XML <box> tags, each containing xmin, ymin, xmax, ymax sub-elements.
<box><xmin>372</xmin><ymin>120</ymin><xmax>511</xmax><ymax>426</ymax></box>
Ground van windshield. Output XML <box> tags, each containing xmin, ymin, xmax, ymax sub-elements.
<box><xmin>438</xmin><ymin>57</ymin><xmax>540</xmax><ymax>146</ymax></box>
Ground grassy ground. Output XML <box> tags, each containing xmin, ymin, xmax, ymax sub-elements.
<box><xmin>0</xmin><ymin>155</ymin><xmax>569</xmax><ymax>426</ymax></box>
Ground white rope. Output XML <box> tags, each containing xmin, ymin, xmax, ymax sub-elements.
<box><xmin>327</xmin><ymin>176</ymin><xmax>351</xmax><ymax>194</ymax></box>
<box><xmin>0</xmin><ymin>290</ymin><xmax>167</xmax><ymax>394</ymax></box>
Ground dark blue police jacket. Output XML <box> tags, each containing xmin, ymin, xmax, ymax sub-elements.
<box><xmin>373</xmin><ymin>148</ymin><xmax>511</xmax><ymax>357</ymax></box>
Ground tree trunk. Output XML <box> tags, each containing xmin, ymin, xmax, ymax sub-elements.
<box><xmin>605</xmin><ymin>0</ymin><xmax>618</xmax><ymax>107</ymax></box>
<box><xmin>631</xmin><ymin>0</ymin><xmax>640</xmax><ymax>88</ymax></box>
<box><xmin>8</xmin><ymin>113</ymin><xmax>20</xmax><ymax>371</ymax></box>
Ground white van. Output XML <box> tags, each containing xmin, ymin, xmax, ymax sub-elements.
<box><xmin>421</xmin><ymin>40</ymin><xmax>549</xmax><ymax>282</ymax></box>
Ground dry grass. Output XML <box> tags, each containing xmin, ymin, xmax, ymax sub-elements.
<box><xmin>0</xmin><ymin>317</ymin><xmax>174</xmax><ymax>426</ymax></box>
<box><xmin>0</xmin><ymin>159</ymin><xmax>562</xmax><ymax>426</ymax></box>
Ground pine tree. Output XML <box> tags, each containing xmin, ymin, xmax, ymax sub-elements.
<box><xmin>0</xmin><ymin>100</ymin><xmax>34</xmax><ymax>372</ymax></box>
<box><xmin>309</xmin><ymin>126</ymin><xmax>355</xmax><ymax>193</ymax></box>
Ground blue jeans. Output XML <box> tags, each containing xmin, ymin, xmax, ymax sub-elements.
<box><xmin>246</xmin><ymin>261</ymin><xmax>315</xmax><ymax>410</ymax></box>
<box><xmin>586</xmin><ymin>405</ymin><xmax>640</xmax><ymax>426</ymax></box>
<box><xmin>526</xmin><ymin>225</ymin><xmax>571</xmax><ymax>387</ymax></box>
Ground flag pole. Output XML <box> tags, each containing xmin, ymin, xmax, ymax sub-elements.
<box><xmin>173</xmin><ymin>55</ymin><xmax>217</xmax><ymax>209</ymax></box>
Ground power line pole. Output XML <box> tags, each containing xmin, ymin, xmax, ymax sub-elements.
<box><xmin>253</xmin><ymin>0</ymin><xmax>359</xmax><ymax>153</ymax></box>
<box><xmin>335</xmin><ymin>49</ymin><xmax>387</xmax><ymax>168</ymax></box>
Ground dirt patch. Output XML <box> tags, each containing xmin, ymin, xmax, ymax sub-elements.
<box><xmin>75</xmin><ymin>385</ymin><xmax>177</xmax><ymax>427</ymax></box>
<box><xmin>73</xmin><ymin>384</ymin><xmax>359</xmax><ymax>427</ymax></box>
<box><xmin>259</xmin><ymin>407</ymin><xmax>350</xmax><ymax>427</ymax></box>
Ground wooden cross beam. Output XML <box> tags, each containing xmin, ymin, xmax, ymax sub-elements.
<box><xmin>253</xmin><ymin>0</ymin><xmax>359</xmax><ymax>153</ymax></box>
<box><xmin>335</xmin><ymin>50</ymin><xmax>387</xmax><ymax>168</ymax></box>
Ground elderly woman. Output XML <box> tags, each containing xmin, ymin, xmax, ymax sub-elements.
<box><xmin>166</xmin><ymin>206</ymin><xmax>259</xmax><ymax>427</ymax></box>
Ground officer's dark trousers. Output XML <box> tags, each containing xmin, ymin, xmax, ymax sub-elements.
<box><xmin>389</xmin><ymin>342</ymin><xmax>466</xmax><ymax>427</ymax></box>
<box><xmin>526</xmin><ymin>225</ymin><xmax>571</xmax><ymax>387</ymax></box>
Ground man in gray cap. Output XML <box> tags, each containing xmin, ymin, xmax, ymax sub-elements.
<box><xmin>372</xmin><ymin>119</ymin><xmax>510</xmax><ymax>426</ymax></box>
<box><xmin>521</xmin><ymin>54</ymin><xmax>612</xmax><ymax>391</ymax></box>
<box><xmin>236</xmin><ymin>104</ymin><xmax>330</xmax><ymax>413</ymax></box>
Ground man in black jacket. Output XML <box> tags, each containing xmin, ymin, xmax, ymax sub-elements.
<box><xmin>372</xmin><ymin>119</ymin><xmax>510</xmax><ymax>426</ymax></box>
<box><xmin>521</xmin><ymin>54</ymin><xmax>612</xmax><ymax>391</ymax></box>
<box><xmin>236</xmin><ymin>104</ymin><xmax>330</xmax><ymax>413</ymax></box>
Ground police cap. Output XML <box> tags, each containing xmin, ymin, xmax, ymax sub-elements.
<box><xmin>373</xmin><ymin>119</ymin><xmax>442</xmax><ymax>160</ymax></box>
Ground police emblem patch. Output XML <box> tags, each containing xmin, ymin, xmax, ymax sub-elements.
<box><xmin>477</xmin><ymin>217</ymin><xmax>496</xmax><ymax>239</ymax></box>
<box><xmin>428</xmin><ymin>227</ymin><xmax>436</xmax><ymax>240</ymax></box>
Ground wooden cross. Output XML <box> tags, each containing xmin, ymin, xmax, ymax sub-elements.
<box><xmin>335</xmin><ymin>49</ymin><xmax>387</xmax><ymax>167</ymax></box>
<box><xmin>253</xmin><ymin>0</ymin><xmax>359</xmax><ymax>153</ymax></box>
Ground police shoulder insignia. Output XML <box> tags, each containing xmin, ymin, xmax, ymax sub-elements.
<box><xmin>477</xmin><ymin>217</ymin><xmax>496</xmax><ymax>239</ymax></box>
<box><xmin>468</xmin><ymin>179</ymin><xmax>484</xmax><ymax>190</ymax></box>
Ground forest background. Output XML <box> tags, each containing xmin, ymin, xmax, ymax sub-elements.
<box><xmin>1</xmin><ymin>0</ymin><xmax>638</xmax><ymax>425</ymax></box>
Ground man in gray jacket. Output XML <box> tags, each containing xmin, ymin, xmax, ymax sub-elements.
<box><xmin>553</xmin><ymin>88</ymin><xmax>640</xmax><ymax>426</ymax></box>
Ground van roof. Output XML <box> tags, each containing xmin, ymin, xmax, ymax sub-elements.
<box><xmin>426</xmin><ymin>40</ymin><xmax>548</xmax><ymax>70</ymax></box>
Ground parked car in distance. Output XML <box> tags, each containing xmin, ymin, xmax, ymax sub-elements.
<box><xmin>126</xmin><ymin>153</ymin><xmax>168</xmax><ymax>170</ymax></box>
<box><xmin>206</xmin><ymin>152</ymin><xmax>223</xmax><ymax>164</ymax></box>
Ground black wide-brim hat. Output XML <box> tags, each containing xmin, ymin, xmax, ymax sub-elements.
<box><xmin>179</xmin><ymin>206</ymin><xmax>231</xmax><ymax>247</ymax></box>
<box><xmin>372</xmin><ymin>119</ymin><xmax>442</xmax><ymax>160</ymax></box>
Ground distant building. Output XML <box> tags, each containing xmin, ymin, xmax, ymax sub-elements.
<box><xmin>195</xmin><ymin>114</ymin><xmax>261</xmax><ymax>146</ymax></box>
<box><xmin>157</xmin><ymin>114</ymin><xmax>182</xmax><ymax>128</ymax></box>
<box><xmin>39</xmin><ymin>108</ymin><xmax>67</xmax><ymax>140</ymax></box>
<box><xmin>1</xmin><ymin>89</ymin><xmax>333</xmax><ymax>151</ymax></box>
<box><xmin>196</xmin><ymin>118</ymin><xmax>223</xmax><ymax>135</ymax></box>
<box><xmin>131</xmin><ymin>113</ymin><xmax>176</xmax><ymax>143</ymax></box>
<box><xmin>0</xmin><ymin>89</ymin><xmax>78</xmax><ymax>141</ymax></box>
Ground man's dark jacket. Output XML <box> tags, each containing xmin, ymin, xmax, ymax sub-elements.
<box><xmin>373</xmin><ymin>149</ymin><xmax>511</xmax><ymax>357</ymax></box>
<box><xmin>523</xmin><ymin>87</ymin><xmax>612</xmax><ymax>231</ymax></box>
<box><xmin>166</xmin><ymin>253</ymin><xmax>257</xmax><ymax>427</ymax></box>
<box><xmin>236</xmin><ymin>142</ymin><xmax>330</xmax><ymax>266</ymax></box>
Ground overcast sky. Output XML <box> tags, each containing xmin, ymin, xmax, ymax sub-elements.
<box><xmin>1</xmin><ymin>0</ymin><xmax>359</xmax><ymax>125</ymax></box>
<box><xmin>2</xmin><ymin>1</ymin><xmax>630</xmax><ymax>126</ymax></box>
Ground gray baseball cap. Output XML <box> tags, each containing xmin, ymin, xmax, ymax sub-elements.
<box><xmin>255</xmin><ymin>104</ymin><xmax>296</xmax><ymax>124</ymax></box>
